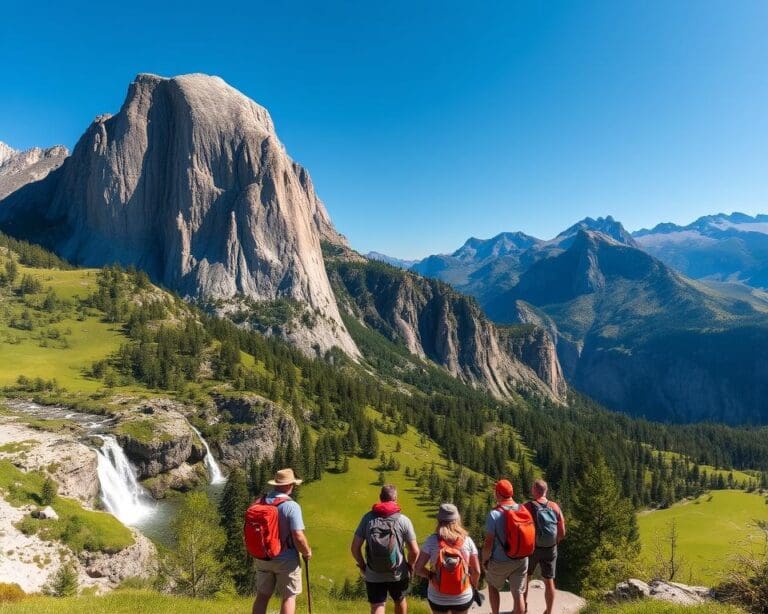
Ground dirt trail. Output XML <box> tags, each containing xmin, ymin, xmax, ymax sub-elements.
<box><xmin>476</xmin><ymin>580</ymin><xmax>586</xmax><ymax>614</ymax></box>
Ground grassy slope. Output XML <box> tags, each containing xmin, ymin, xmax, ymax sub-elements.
<box><xmin>0</xmin><ymin>263</ymin><xmax>124</xmax><ymax>391</ymax></box>
<box><xmin>0</xmin><ymin>589</ymin><xmax>432</xmax><ymax>614</ymax></box>
<box><xmin>638</xmin><ymin>490</ymin><xmax>768</xmax><ymax>585</ymax></box>
<box><xmin>300</xmin><ymin>414</ymin><xmax>458</xmax><ymax>588</ymax></box>
<box><xmin>584</xmin><ymin>602</ymin><xmax>742</xmax><ymax>614</ymax></box>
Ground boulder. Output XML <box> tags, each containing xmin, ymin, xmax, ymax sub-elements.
<box><xmin>648</xmin><ymin>580</ymin><xmax>712</xmax><ymax>605</ymax></box>
<box><xmin>37</xmin><ymin>506</ymin><xmax>58</xmax><ymax>520</ymax></box>
<box><xmin>613</xmin><ymin>579</ymin><xmax>651</xmax><ymax>600</ymax></box>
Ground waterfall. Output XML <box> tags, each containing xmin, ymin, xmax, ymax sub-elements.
<box><xmin>95</xmin><ymin>435</ymin><xmax>154</xmax><ymax>525</ymax></box>
<box><xmin>189</xmin><ymin>425</ymin><xmax>226</xmax><ymax>484</ymax></box>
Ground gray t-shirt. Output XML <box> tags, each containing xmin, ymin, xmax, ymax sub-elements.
<box><xmin>486</xmin><ymin>503</ymin><xmax>524</xmax><ymax>562</ymax></box>
<box><xmin>264</xmin><ymin>491</ymin><xmax>305</xmax><ymax>562</ymax></box>
<box><xmin>354</xmin><ymin>511</ymin><xmax>416</xmax><ymax>582</ymax></box>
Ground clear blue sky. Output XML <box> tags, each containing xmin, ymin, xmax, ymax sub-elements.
<box><xmin>2</xmin><ymin>1</ymin><xmax>767</xmax><ymax>258</ymax></box>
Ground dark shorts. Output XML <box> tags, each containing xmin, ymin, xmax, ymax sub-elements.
<box><xmin>428</xmin><ymin>597</ymin><xmax>474</xmax><ymax>612</ymax></box>
<box><xmin>528</xmin><ymin>545</ymin><xmax>558</xmax><ymax>579</ymax></box>
<box><xmin>366</xmin><ymin>574</ymin><xmax>410</xmax><ymax>604</ymax></box>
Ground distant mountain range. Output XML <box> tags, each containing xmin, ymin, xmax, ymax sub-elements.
<box><xmin>401</xmin><ymin>215</ymin><xmax>768</xmax><ymax>423</ymax></box>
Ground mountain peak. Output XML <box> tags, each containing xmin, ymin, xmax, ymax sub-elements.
<box><xmin>558</xmin><ymin>215</ymin><xmax>637</xmax><ymax>247</ymax></box>
<box><xmin>0</xmin><ymin>141</ymin><xmax>18</xmax><ymax>166</ymax></box>
<box><xmin>452</xmin><ymin>231</ymin><xmax>541</xmax><ymax>260</ymax></box>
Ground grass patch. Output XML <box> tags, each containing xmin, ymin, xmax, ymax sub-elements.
<box><xmin>0</xmin><ymin>589</ymin><xmax>432</xmax><ymax>613</ymax></box>
<box><xmin>0</xmin><ymin>440</ymin><xmax>38</xmax><ymax>454</ymax></box>
<box><xmin>0</xmin><ymin>460</ymin><xmax>133</xmax><ymax>553</ymax></box>
<box><xmin>638</xmin><ymin>490</ymin><xmax>768</xmax><ymax>585</ymax></box>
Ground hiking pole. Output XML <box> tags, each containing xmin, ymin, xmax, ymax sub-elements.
<box><xmin>303</xmin><ymin>556</ymin><xmax>313</xmax><ymax>614</ymax></box>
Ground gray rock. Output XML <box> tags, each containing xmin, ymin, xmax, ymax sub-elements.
<box><xmin>0</xmin><ymin>73</ymin><xmax>358</xmax><ymax>358</ymax></box>
<box><xmin>648</xmin><ymin>580</ymin><xmax>712</xmax><ymax>605</ymax></box>
<box><xmin>215</xmin><ymin>394</ymin><xmax>299</xmax><ymax>466</ymax></box>
<box><xmin>613</xmin><ymin>579</ymin><xmax>651</xmax><ymax>600</ymax></box>
<box><xmin>37</xmin><ymin>505</ymin><xmax>58</xmax><ymax>520</ymax></box>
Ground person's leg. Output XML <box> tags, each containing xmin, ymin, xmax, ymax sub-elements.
<box><xmin>543</xmin><ymin>578</ymin><xmax>556</xmax><ymax>614</ymax></box>
<box><xmin>488</xmin><ymin>584</ymin><xmax>501</xmax><ymax>614</ymax></box>
<box><xmin>252</xmin><ymin>567</ymin><xmax>275</xmax><ymax>614</ymax></box>
<box><xmin>279</xmin><ymin>595</ymin><xmax>296</xmax><ymax>614</ymax></box>
<box><xmin>394</xmin><ymin>598</ymin><xmax>407</xmax><ymax>614</ymax></box>
<box><xmin>511</xmin><ymin>558</ymin><xmax>529</xmax><ymax>614</ymax></box>
<box><xmin>367</xmin><ymin>581</ymin><xmax>387</xmax><ymax>614</ymax></box>
<box><xmin>371</xmin><ymin>604</ymin><xmax>386</xmax><ymax>614</ymax></box>
<box><xmin>524</xmin><ymin>574</ymin><xmax>532</xmax><ymax>612</ymax></box>
<box><xmin>252</xmin><ymin>593</ymin><xmax>271</xmax><ymax>614</ymax></box>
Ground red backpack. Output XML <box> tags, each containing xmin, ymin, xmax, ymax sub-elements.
<box><xmin>244</xmin><ymin>496</ymin><xmax>287</xmax><ymax>560</ymax></box>
<box><xmin>496</xmin><ymin>503</ymin><xmax>536</xmax><ymax>559</ymax></box>
<box><xmin>432</xmin><ymin>537</ymin><xmax>470</xmax><ymax>595</ymax></box>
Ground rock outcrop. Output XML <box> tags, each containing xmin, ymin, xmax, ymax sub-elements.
<box><xmin>0</xmin><ymin>74</ymin><xmax>357</xmax><ymax>357</ymax></box>
<box><xmin>327</xmin><ymin>258</ymin><xmax>567</xmax><ymax>402</ymax></box>
<box><xmin>610</xmin><ymin>579</ymin><xmax>713</xmax><ymax>606</ymax></box>
<box><xmin>114</xmin><ymin>399</ymin><xmax>205</xmax><ymax>480</ymax></box>
<box><xmin>0</xmin><ymin>142</ymin><xmax>68</xmax><ymax>200</ymax></box>
<box><xmin>214</xmin><ymin>394</ymin><xmax>300</xmax><ymax>465</ymax></box>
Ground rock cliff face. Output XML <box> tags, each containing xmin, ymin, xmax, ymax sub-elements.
<box><xmin>0</xmin><ymin>142</ymin><xmax>68</xmax><ymax>200</ymax></box>
<box><xmin>0</xmin><ymin>74</ymin><xmax>357</xmax><ymax>357</ymax></box>
<box><xmin>115</xmin><ymin>400</ymin><xmax>205</xmax><ymax>480</ymax></box>
<box><xmin>327</xmin><ymin>258</ymin><xmax>567</xmax><ymax>401</ymax></box>
<box><xmin>214</xmin><ymin>394</ymin><xmax>300</xmax><ymax>465</ymax></box>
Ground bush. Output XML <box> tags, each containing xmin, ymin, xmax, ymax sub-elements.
<box><xmin>41</xmin><ymin>477</ymin><xmax>58</xmax><ymax>505</ymax></box>
<box><xmin>0</xmin><ymin>582</ymin><xmax>26</xmax><ymax>603</ymax></box>
<box><xmin>44</xmin><ymin>562</ymin><xmax>78</xmax><ymax>597</ymax></box>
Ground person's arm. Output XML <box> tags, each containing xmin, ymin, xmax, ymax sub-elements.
<box><xmin>350</xmin><ymin>534</ymin><xmax>366</xmax><ymax>573</ymax></box>
<box><xmin>482</xmin><ymin>533</ymin><xmax>494</xmax><ymax>568</ymax></box>
<box><xmin>468</xmin><ymin>554</ymin><xmax>481</xmax><ymax>588</ymax></box>
<box><xmin>556</xmin><ymin>503</ymin><xmax>566</xmax><ymax>542</ymax></box>
<box><xmin>406</xmin><ymin>539</ymin><xmax>419</xmax><ymax>569</ymax></box>
<box><xmin>292</xmin><ymin>529</ymin><xmax>312</xmax><ymax>560</ymax></box>
<box><xmin>413</xmin><ymin>550</ymin><xmax>431</xmax><ymax>580</ymax></box>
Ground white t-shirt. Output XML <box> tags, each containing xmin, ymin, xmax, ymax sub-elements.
<box><xmin>420</xmin><ymin>533</ymin><xmax>477</xmax><ymax>606</ymax></box>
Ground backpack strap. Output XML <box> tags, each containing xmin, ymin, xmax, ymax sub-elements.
<box><xmin>493</xmin><ymin>503</ymin><xmax>520</xmax><ymax>552</ymax></box>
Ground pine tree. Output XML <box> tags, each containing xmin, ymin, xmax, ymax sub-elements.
<box><xmin>218</xmin><ymin>469</ymin><xmax>253</xmax><ymax>593</ymax></box>
<box><xmin>41</xmin><ymin>477</ymin><xmax>58</xmax><ymax>506</ymax></box>
<box><xmin>165</xmin><ymin>492</ymin><xmax>229</xmax><ymax>597</ymax></box>
<box><xmin>559</xmin><ymin>457</ymin><xmax>640</xmax><ymax>597</ymax></box>
<box><xmin>45</xmin><ymin>562</ymin><xmax>78</xmax><ymax>597</ymax></box>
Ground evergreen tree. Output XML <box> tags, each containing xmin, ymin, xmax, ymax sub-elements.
<box><xmin>41</xmin><ymin>477</ymin><xmax>58</xmax><ymax>506</ymax></box>
<box><xmin>165</xmin><ymin>492</ymin><xmax>229</xmax><ymax>597</ymax></box>
<box><xmin>44</xmin><ymin>562</ymin><xmax>78</xmax><ymax>597</ymax></box>
<box><xmin>560</xmin><ymin>457</ymin><xmax>640</xmax><ymax>597</ymax></box>
<box><xmin>218</xmin><ymin>469</ymin><xmax>253</xmax><ymax>593</ymax></box>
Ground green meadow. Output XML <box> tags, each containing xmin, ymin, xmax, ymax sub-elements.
<box><xmin>0</xmin><ymin>262</ymin><xmax>125</xmax><ymax>392</ymax></box>
<box><xmin>638</xmin><ymin>490</ymin><xmax>768</xmax><ymax>585</ymax></box>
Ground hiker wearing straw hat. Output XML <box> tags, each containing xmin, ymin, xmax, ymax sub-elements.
<box><xmin>248</xmin><ymin>468</ymin><xmax>312</xmax><ymax>614</ymax></box>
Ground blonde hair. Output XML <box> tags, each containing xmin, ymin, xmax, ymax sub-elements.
<box><xmin>436</xmin><ymin>519</ymin><xmax>468</xmax><ymax>544</ymax></box>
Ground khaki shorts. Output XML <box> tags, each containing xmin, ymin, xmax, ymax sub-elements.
<box><xmin>254</xmin><ymin>557</ymin><xmax>302</xmax><ymax>597</ymax></box>
<box><xmin>485</xmin><ymin>557</ymin><xmax>528</xmax><ymax>593</ymax></box>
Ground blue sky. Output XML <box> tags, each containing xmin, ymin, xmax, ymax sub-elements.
<box><xmin>1</xmin><ymin>1</ymin><xmax>767</xmax><ymax>258</ymax></box>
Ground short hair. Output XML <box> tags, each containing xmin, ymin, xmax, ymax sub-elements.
<box><xmin>275</xmin><ymin>483</ymin><xmax>294</xmax><ymax>494</ymax></box>
<box><xmin>380</xmin><ymin>484</ymin><xmax>398</xmax><ymax>502</ymax></box>
<box><xmin>533</xmin><ymin>479</ymin><xmax>548</xmax><ymax>496</ymax></box>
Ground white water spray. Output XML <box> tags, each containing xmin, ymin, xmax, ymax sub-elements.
<box><xmin>95</xmin><ymin>435</ymin><xmax>154</xmax><ymax>525</ymax></box>
<box><xmin>189</xmin><ymin>425</ymin><xmax>226</xmax><ymax>484</ymax></box>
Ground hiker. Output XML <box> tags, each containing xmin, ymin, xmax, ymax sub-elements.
<box><xmin>351</xmin><ymin>484</ymin><xmax>420</xmax><ymax>614</ymax></box>
<box><xmin>524</xmin><ymin>479</ymin><xmax>566</xmax><ymax>614</ymax></box>
<box><xmin>482</xmin><ymin>479</ymin><xmax>536</xmax><ymax>614</ymax></box>
<box><xmin>246</xmin><ymin>468</ymin><xmax>312</xmax><ymax>614</ymax></box>
<box><xmin>414</xmin><ymin>503</ymin><xmax>481</xmax><ymax>614</ymax></box>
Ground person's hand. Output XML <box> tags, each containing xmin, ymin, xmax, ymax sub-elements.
<box><xmin>356</xmin><ymin>561</ymin><xmax>366</xmax><ymax>573</ymax></box>
<box><xmin>303</xmin><ymin>550</ymin><xmax>313</xmax><ymax>561</ymax></box>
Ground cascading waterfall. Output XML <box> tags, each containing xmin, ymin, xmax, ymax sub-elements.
<box><xmin>189</xmin><ymin>424</ymin><xmax>226</xmax><ymax>484</ymax></box>
<box><xmin>95</xmin><ymin>435</ymin><xmax>154</xmax><ymax>525</ymax></box>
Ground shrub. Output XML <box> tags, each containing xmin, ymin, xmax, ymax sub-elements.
<box><xmin>41</xmin><ymin>477</ymin><xmax>58</xmax><ymax>505</ymax></box>
<box><xmin>0</xmin><ymin>582</ymin><xmax>26</xmax><ymax>603</ymax></box>
<box><xmin>44</xmin><ymin>562</ymin><xmax>78</xmax><ymax>597</ymax></box>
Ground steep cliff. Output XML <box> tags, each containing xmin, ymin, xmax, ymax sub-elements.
<box><xmin>327</xmin><ymin>257</ymin><xmax>566</xmax><ymax>402</ymax></box>
<box><xmin>0</xmin><ymin>74</ymin><xmax>357</xmax><ymax>357</ymax></box>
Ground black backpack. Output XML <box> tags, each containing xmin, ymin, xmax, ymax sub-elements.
<box><xmin>364</xmin><ymin>514</ymin><xmax>403</xmax><ymax>572</ymax></box>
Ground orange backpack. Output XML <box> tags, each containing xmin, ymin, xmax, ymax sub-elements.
<box><xmin>432</xmin><ymin>537</ymin><xmax>470</xmax><ymax>595</ymax></box>
<box><xmin>244</xmin><ymin>496</ymin><xmax>287</xmax><ymax>560</ymax></box>
<box><xmin>496</xmin><ymin>503</ymin><xmax>536</xmax><ymax>559</ymax></box>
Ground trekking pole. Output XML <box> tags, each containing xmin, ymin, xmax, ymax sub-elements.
<box><xmin>303</xmin><ymin>556</ymin><xmax>313</xmax><ymax>614</ymax></box>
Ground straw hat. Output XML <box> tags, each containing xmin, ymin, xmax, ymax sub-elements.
<box><xmin>268</xmin><ymin>468</ymin><xmax>304</xmax><ymax>487</ymax></box>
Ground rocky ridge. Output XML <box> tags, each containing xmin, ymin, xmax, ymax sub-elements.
<box><xmin>0</xmin><ymin>141</ymin><xmax>68</xmax><ymax>200</ymax></box>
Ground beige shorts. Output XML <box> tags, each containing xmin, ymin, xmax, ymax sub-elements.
<box><xmin>254</xmin><ymin>557</ymin><xmax>302</xmax><ymax>597</ymax></box>
<box><xmin>485</xmin><ymin>558</ymin><xmax>528</xmax><ymax>593</ymax></box>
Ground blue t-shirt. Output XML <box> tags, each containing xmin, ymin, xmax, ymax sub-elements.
<box><xmin>265</xmin><ymin>491</ymin><xmax>305</xmax><ymax>562</ymax></box>
<box><xmin>485</xmin><ymin>502</ymin><xmax>524</xmax><ymax>562</ymax></box>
